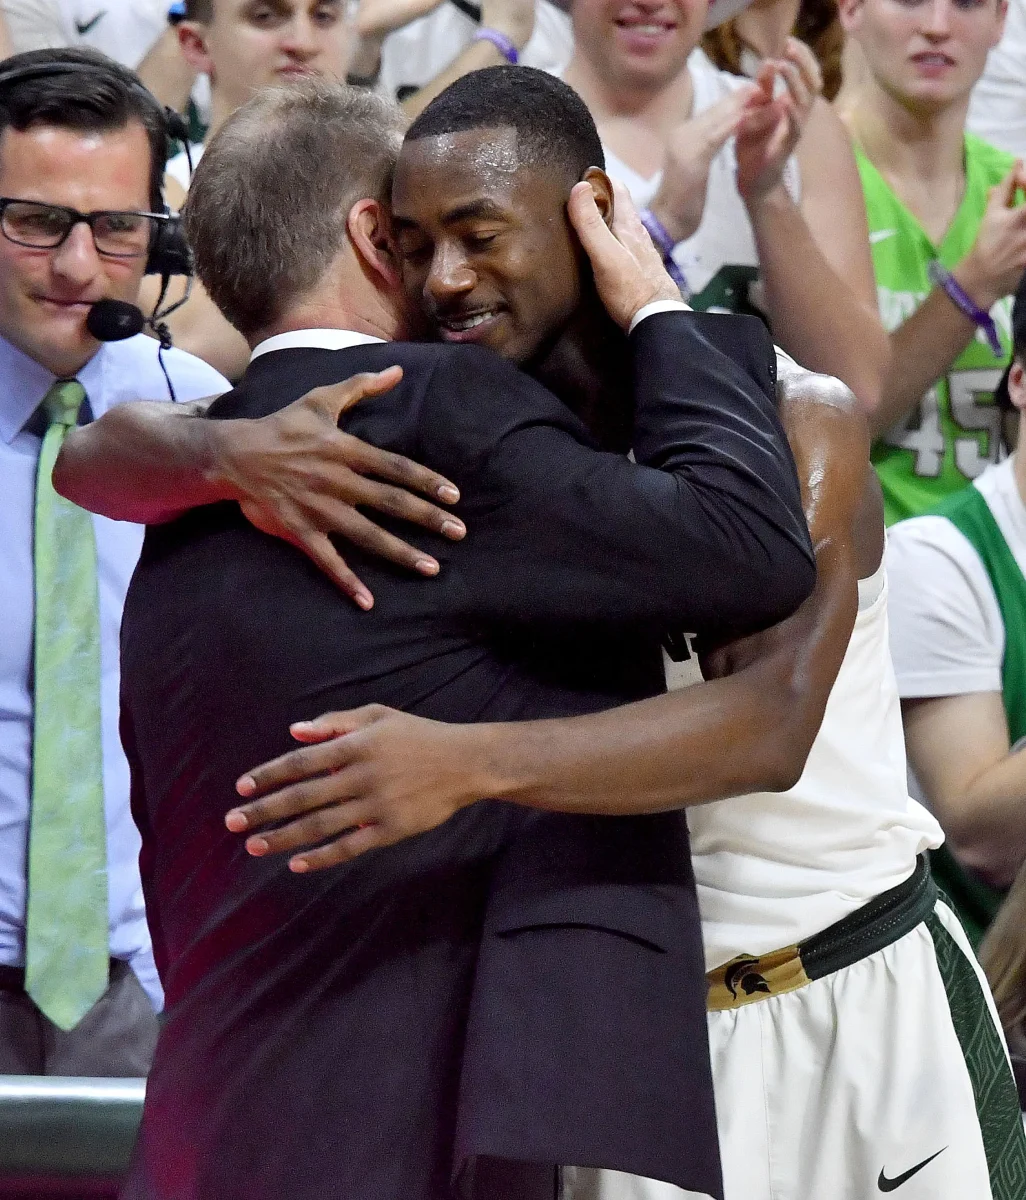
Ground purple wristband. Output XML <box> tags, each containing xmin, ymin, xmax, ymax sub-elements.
<box><xmin>473</xmin><ymin>28</ymin><xmax>519</xmax><ymax>64</ymax></box>
<box><xmin>928</xmin><ymin>259</ymin><xmax>1003</xmax><ymax>356</ymax></box>
<box><xmin>639</xmin><ymin>208</ymin><xmax>689</xmax><ymax>297</ymax></box>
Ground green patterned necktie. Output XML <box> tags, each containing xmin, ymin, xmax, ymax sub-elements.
<box><xmin>26</xmin><ymin>379</ymin><xmax>109</xmax><ymax>1031</ymax></box>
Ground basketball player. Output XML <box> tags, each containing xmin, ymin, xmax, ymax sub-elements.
<box><xmin>222</xmin><ymin>82</ymin><xmax>1026</xmax><ymax>1200</ymax></box>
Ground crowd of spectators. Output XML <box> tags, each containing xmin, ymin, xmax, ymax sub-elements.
<box><xmin>1</xmin><ymin>0</ymin><xmax>1026</xmax><ymax>1121</ymax></box>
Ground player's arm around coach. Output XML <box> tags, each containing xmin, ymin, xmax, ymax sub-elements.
<box><xmin>227</xmin><ymin>359</ymin><xmax>879</xmax><ymax>871</ymax></box>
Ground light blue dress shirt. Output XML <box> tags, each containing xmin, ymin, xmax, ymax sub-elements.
<box><xmin>0</xmin><ymin>332</ymin><xmax>229</xmax><ymax>1010</ymax></box>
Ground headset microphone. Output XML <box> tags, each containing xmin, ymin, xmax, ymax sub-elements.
<box><xmin>87</xmin><ymin>297</ymin><xmax>180</xmax><ymax>402</ymax></box>
<box><xmin>86</xmin><ymin>298</ymin><xmax>146</xmax><ymax>342</ymax></box>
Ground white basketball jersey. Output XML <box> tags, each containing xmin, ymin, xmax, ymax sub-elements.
<box><xmin>680</xmin><ymin>562</ymin><xmax>944</xmax><ymax>971</ymax></box>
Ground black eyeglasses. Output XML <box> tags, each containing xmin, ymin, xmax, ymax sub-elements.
<box><xmin>0</xmin><ymin>198</ymin><xmax>168</xmax><ymax>259</ymax></box>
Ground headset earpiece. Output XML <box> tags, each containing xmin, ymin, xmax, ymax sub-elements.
<box><xmin>146</xmin><ymin>207</ymin><xmax>193</xmax><ymax>277</ymax></box>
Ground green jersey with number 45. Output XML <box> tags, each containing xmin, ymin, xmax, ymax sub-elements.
<box><xmin>857</xmin><ymin>135</ymin><xmax>1016</xmax><ymax>525</ymax></box>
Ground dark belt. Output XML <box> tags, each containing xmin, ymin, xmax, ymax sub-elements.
<box><xmin>708</xmin><ymin>855</ymin><xmax>936</xmax><ymax>1011</ymax></box>
<box><xmin>0</xmin><ymin>958</ymin><xmax>121</xmax><ymax>996</ymax></box>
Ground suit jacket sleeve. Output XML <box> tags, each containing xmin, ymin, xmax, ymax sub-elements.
<box><xmin>421</xmin><ymin>310</ymin><xmax>814</xmax><ymax>643</ymax></box>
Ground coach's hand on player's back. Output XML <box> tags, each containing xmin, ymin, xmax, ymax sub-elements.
<box><xmin>214</xmin><ymin>365</ymin><xmax>466</xmax><ymax>610</ymax></box>
<box><xmin>568</xmin><ymin>177</ymin><xmax>684</xmax><ymax>330</ymax></box>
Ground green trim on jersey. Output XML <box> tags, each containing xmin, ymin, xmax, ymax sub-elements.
<box><xmin>940</xmin><ymin>484</ymin><xmax>1026</xmax><ymax>744</ymax></box>
<box><xmin>926</xmin><ymin>909</ymin><xmax>1026</xmax><ymax>1198</ymax></box>
<box><xmin>857</xmin><ymin>135</ymin><xmax>1016</xmax><ymax>524</ymax></box>
<box><xmin>927</xmin><ymin>482</ymin><xmax>1026</xmax><ymax>943</ymax></box>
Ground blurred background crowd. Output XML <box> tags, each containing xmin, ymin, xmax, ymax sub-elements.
<box><xmin>1</xmin><ymin>0</ymin><xmax>1026</xmax><ymax>1115</ymax></box>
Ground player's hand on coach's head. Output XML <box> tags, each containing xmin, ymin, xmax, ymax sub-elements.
<box><xmin>568</xmin><ymin>176</ymin><xmax>685</xmax><ymax>331</ymax></box>
<box><xmin>212</xmin><ymin>366</ymin><xmax>466</xmax><ymax>611</ymax></box>
<box><xmin>225</xmin><ymin>705</ymin><xmax>484</xmax><ymax>872</ymax></box>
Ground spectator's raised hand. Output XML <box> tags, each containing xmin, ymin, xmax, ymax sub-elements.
<box><xmin>954</xmin><ymin>162</ymin><xmax>1026</xmax><ymax>310</ymax></box>
<box><xmin>354</xmin><ymin>0</ymin><xmax>448</xmax><ymax>41</ymax></box>
<box><xmin>648</xmin><ymin>87</ymin><xmax>757</xmax><ymax>244</ymax></box>
<box><xmin>568</xmin><ymin>176</ymin><xmax>684</xmax><ymax>330</ymax></box>
<box><xmin>215</xmin><ymin>366</ymin><xmax>467</xmax><ymax>609</ymax></box>
<box><xmin>735</xmin><ymin>38</ymin><xmax>822</xmax><ymax>204</ymax></box>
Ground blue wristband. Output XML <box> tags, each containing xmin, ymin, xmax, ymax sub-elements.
<box><xmin>473</xmin><ymin>28</ymin><xmax>520</xmax><ymax>64</ymax></box>
<box><xmin>639</xmin><ymin>208</ymin><xmax>689</xmax><ymax>298</ymax></box>
<box><xmin>928</xmin><ymin>260</ymin><xmax>1003</xmax><ymax>356</ymax></box>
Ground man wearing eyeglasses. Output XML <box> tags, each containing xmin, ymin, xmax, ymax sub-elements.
<box><xmin>0</xmin><ymin>47</ymin><xmax>228</xmax><ymax>1075</ymax></box>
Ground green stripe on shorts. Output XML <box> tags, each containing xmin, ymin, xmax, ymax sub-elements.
<box><xmin>926</xmin><ymin>910</ymin><xmax>1026</xmax><ymax>1200</ymax></box>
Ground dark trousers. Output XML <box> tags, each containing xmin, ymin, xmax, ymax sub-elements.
<box><xmin>0</xmin><ymin>958</ymin><xmax>158</xmax><ymax>1076</ymax></box>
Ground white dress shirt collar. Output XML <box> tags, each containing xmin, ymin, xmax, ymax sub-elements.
<box><xmin>0</xmin><ymin>335</ymin><xmax>110</xmax><ymax>445</ymax></box>
<box><xmin>249</xmin><ymin>327</ymin><xmax>388</xmax><ymax>362</ymax></box>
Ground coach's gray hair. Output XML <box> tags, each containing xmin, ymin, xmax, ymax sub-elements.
<box><xmin>185</xmin><ymin>80</ymin><xmax>405</xmax><ymax>338</ymax></box>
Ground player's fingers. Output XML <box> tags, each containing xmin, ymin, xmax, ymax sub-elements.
<box><xmin>289</xmin><ymin>704</ymin><xmax>392</xmax><ymax>744</ymax></box>
<box><xmin>233</xmin><ymin>737</ymin><xmax>360</xmax><ymax>807</ymax></box>
<box><xmin>232</xmin><ymin>775</ymin><xmax>360</xmax><ymax>839</ymax></box>
<box><xmin>333</xmin><ymin>433</ymin><xmax>460</xmax><ymax>504</ymax></box>
<box><xmin>323</xmin><ymin>504</ymin><xmax>441</xmax><ymax>577</ymax></box>
<box><xmin>289</xmin><ymin>822</ymin><xmax>384</xmax><ymax>873</ymax></box>
<box><xmin>244</xmin><ymin>800</ymin><xmax>371</xmax><ymax>859</ymax></box>
<box><xmin>293</xmin><ymin>531</ymin><xmax>376</xmax><ymax>610</ymax></box>
<box><xmin>334</xmin><ymin>472</ymin><xmax>465</xmax><ymax>539</ymax></box>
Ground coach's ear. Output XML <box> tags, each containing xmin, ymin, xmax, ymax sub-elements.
<box><xmin>347</xmin><ymin>198</ymin><xmax>402</xmax><ymax>291</ymax></box>
<box><xmin>581</xmin><ymin>167</ymin><xmax>615</xmax><ymax>231</ymax></box>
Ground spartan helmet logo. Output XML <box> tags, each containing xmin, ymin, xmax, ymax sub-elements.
<box><xmin>724</xmin><ymin>957</ymin><xmax>772</xmax><ymax>1000</ymax></box>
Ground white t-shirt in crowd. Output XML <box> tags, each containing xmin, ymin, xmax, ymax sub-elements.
<box><xmin>2</xmin><ymin>0</ymin><xmax>167</xmax><ymax>67</ymax></box>
<box><xmin>601</xmin><ymin>48</ymin><xmax>801</xmax><ymax>312</ymax></box>
<box><xmin>887</xmin><ymin>455</ymin><xmax>1026</xmax><ymax>701</ymax></box>
<box><xmin>377</xmin><ymin>0</ymin><xmax>573</xmax><ymax>103</ymax></box>
<box><xmin>968</xmin><ymin>0</ymin><xmax>1026</xmax><ymax>159</ymax></box>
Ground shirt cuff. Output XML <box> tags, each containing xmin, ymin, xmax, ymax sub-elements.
<box><xmin>629</xmin><ymin>298</ymin><xmax>692</xmax><ymax>336</ymax></box>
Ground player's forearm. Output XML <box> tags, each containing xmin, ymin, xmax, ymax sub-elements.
<box><xmin>942</xmin><ymin>753</ymin><xmax>1026</xmax><ymax>889</ymax></box>
<box><xmin>54</xmin><ymin>401</ymin><xmax>232</xmax><ymax>523</ymax></box>
<box><xmin>871</xmin><ymin>288</ymin><xmax>978</xmax><ymax>440</ymax></box>
<box><xmin>471</xmin><ymin>668</ymin><xmax>810</xmax><ymax>817</ymax></box>
<box><xmin>747</xmin><ymin>186</ymin><xmax>889</xmax><ymax>414</ymax></box>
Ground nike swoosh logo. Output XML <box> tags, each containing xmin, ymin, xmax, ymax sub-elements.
<box><xmin>870</xmin><ymin>229</ymin><xmax>897</xmax><ymax>244</ymax></box>
<box><xmin>75</xmin><ymin>11</ymin><xmax>106</xmax><ymax>34</ymax></box>
<box><xmin>878</xmin><ymin>1147</ymin><xmax>946</xmax><ymax>1191</ymax></box>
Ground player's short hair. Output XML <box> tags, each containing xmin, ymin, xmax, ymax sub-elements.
<box><xmin>185</xmin><ymin>79</ymin><xmax>403</xmax><ymax>337</ymax></box>
<box><xmin>0</xmin><ymin>48</ymin><xmax>167</xmax><ymax>211</ymax></box>
<box><xmin>183</xmin><ymin>0</ymin><xmax>212</xmax><ymax>20</ymax></box>
<box><xmin>405</xmin><ymin>66</ymin><xmax>605</xmax><ymax>184</ymax></box>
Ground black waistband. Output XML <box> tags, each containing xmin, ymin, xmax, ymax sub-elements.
<box><xmin>0</xmin><ymin>959</ymin><xmax>120</xmax><ymax>995</ymax></box>
<box><xmin>800</xmin><ymin>855</ymin><xmax>936</xmax><ymax>982</ymax></box>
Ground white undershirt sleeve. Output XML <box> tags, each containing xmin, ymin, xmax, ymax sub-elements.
<box><xmin>886</xmin><ymin>515</ymin><xmax>1005</xmax><ymax>699</ymax></box>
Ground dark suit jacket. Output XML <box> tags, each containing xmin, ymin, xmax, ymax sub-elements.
<box><xmin>120</xmin><ymin>312</ymin><xmax>813</xmax><ymax>1200</ymax></box>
